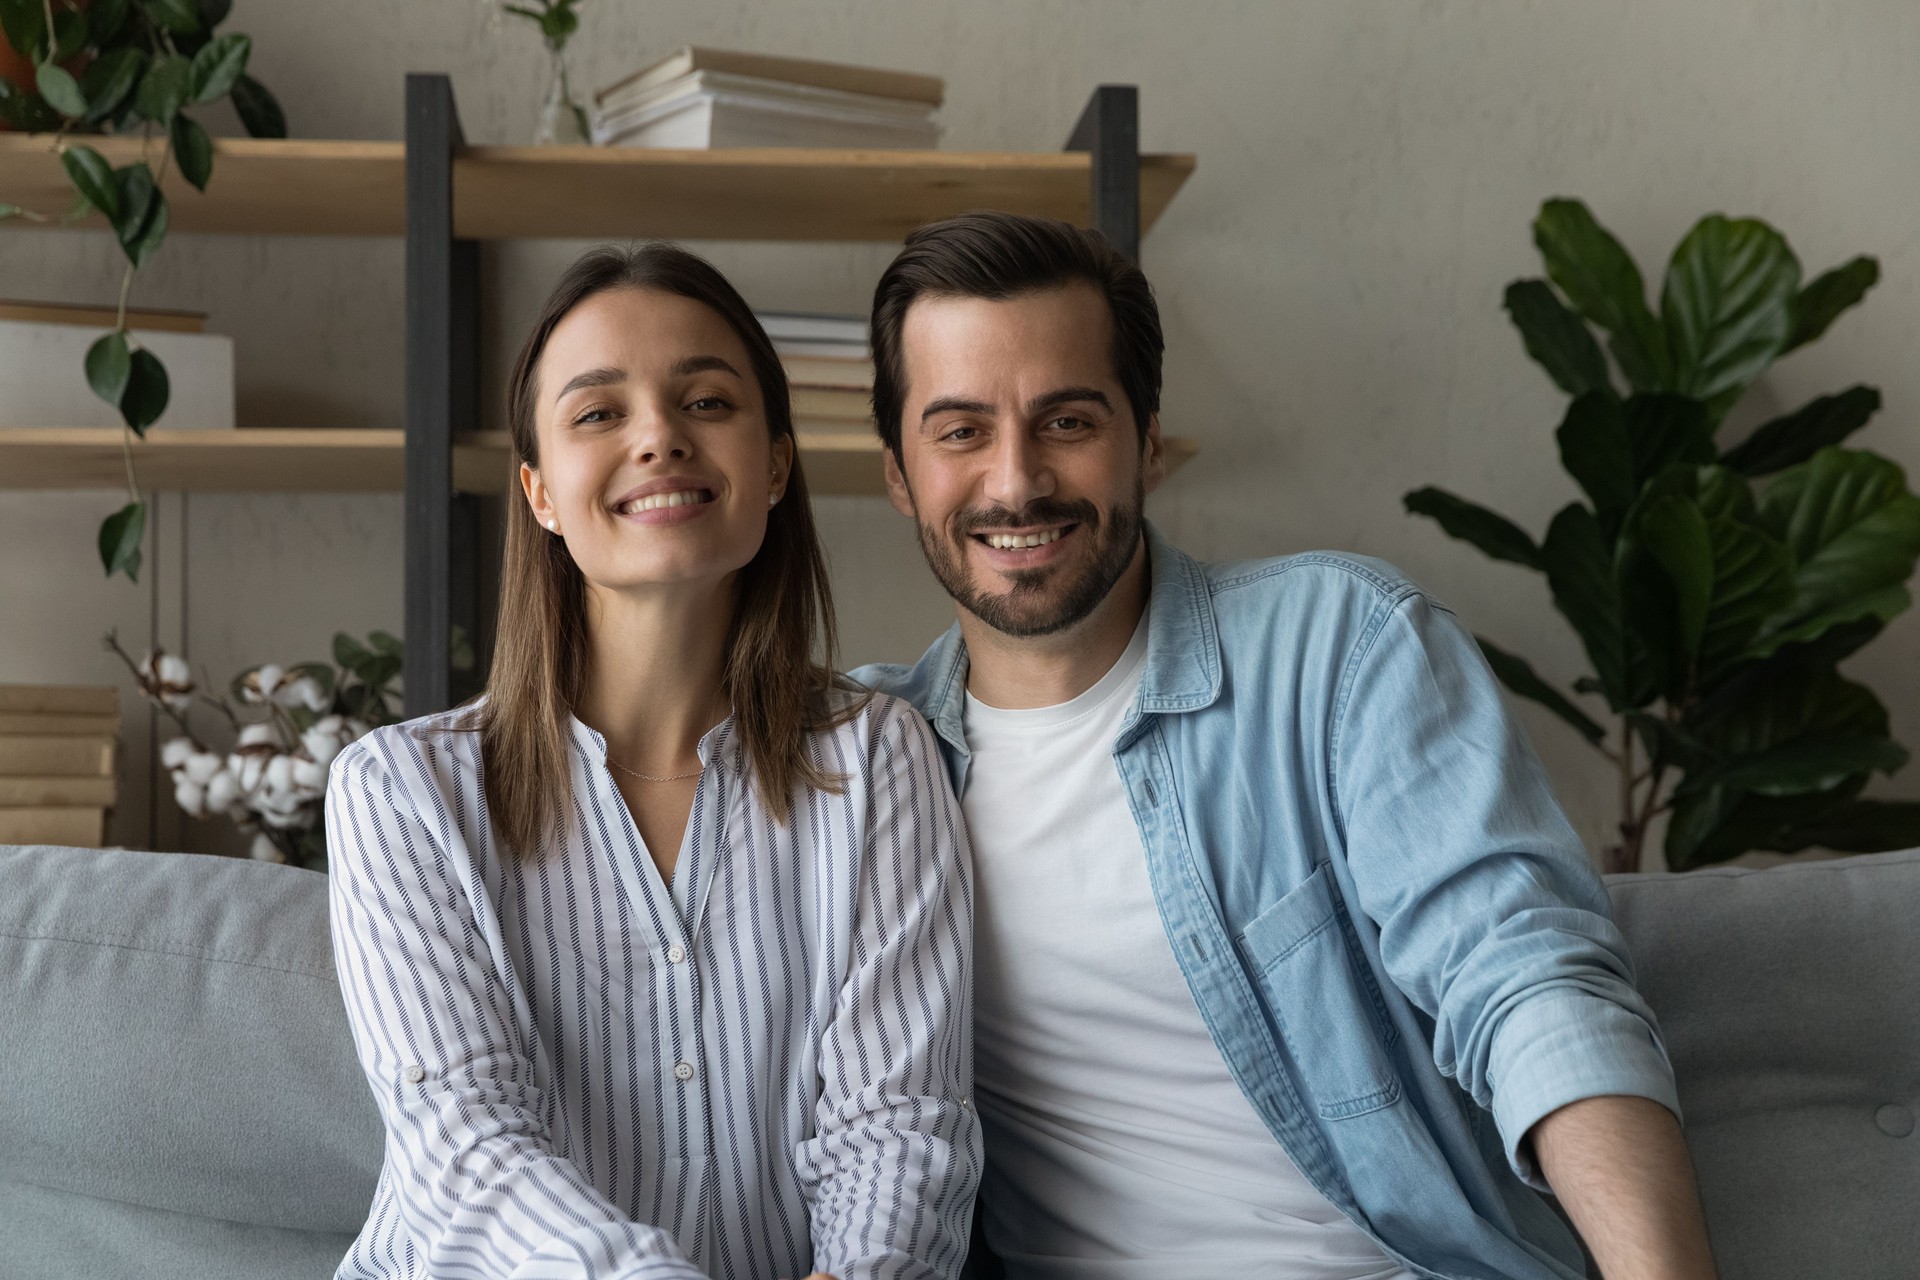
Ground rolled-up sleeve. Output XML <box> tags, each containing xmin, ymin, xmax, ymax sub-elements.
<box><xmin>798</xmin><ymin>702</ymin><xmax>982</xmax><ymax>1279</ymax></box>
<box><xmin>326</xmin><ymin>732</ymin><xmax>704</xmax><ymax>1278</ymax></box>
<box><xmin>1330</xmin><ymin>592</ymin><xmax>1680</xmax><ymax>1190</ymax></box>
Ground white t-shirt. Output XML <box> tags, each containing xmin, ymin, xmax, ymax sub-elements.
<box><xmin>961</xmin><ymin>619</ymin><xmax>1416</xmax><ymax>1279</ymax></box>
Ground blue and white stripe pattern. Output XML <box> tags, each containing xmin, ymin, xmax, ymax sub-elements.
<box><xmin>325</xmin><ymin>694</ymin><xmax>979</xmax><ymax>1280</ymax></box>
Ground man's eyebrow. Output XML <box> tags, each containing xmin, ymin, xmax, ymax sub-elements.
<box><xmin>553</xmin><ymin>366</ymin><xmax>624</xmax><ymax>404</ymax></box>
<box><xmin>1027</xmin><ymin>386</ymin><xmax>1113</xmax><ymax>416</ymax></box>
<box><xmin>918</xmin><ymin>395</ymin><xmax>996</xmax><ymax>430</ymax></box>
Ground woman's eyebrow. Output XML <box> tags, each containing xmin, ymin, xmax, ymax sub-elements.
<box><xmin>553</xmin><ymin>366</ymin><xmax>625</xmax><ymax>404</ymax></box>
<box><xmin>670</xmin><ymin>354</ymin><xmax>744</xmax><ymax>379</ymax></box>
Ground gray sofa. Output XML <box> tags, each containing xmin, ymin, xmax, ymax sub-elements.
<box><xmin>2</xmin><ymin>843</ymin><xmax>1915</xmax><ymax>1279</ymax></box>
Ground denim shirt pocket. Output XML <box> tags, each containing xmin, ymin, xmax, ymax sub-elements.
<box><xmin>1237</xmin><ymin>863</ymin><xmax>1402</xmax><ymax>1120</ymax></box>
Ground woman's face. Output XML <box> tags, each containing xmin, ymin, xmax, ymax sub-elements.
<box><xmin>521</xmin><ymin>287</ymin><xmax>792</xmax><ymax>598</ymax></box>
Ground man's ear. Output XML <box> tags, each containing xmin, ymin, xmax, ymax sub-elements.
<box><xmin>1142</xmin><ymin>413</ymin><xmax>1167</xmax><ymax>496</ymax></box>
<box><xmin>882</xmin><ymin>445</ymin><xmax>916</xmax><ymax>519</ymax></box>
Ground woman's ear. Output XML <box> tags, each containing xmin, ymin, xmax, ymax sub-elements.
<box><xmin>769</xmin><ymin>433</ymin><xmax>795</xmax><ymax>506</ymax></box>
<box><xmin>521</xmin><ymin>461</ymin><xmax>558</xmax><ymax>533</ymax></box>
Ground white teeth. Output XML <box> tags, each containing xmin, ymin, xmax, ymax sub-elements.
<box><xmin>619</xmin><ymin>489</ymin><xmax>708</xmax><ymax>514</ymax></box>
<box><xmin>983</xmin><ymin>528</ymin><xmax>1064</xmax><ymax>550</ymax></box>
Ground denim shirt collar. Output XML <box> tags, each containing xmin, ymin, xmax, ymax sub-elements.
<box><xmin>919</xmin><ymin>520</ymin><xmax>1223</xmax><ymax>765</ymax></box>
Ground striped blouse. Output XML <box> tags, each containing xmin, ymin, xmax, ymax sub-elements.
<box><xmin>324</xmin><ymin>694</ymin><xmax>979</xmax><ymax>1280</ymax></box>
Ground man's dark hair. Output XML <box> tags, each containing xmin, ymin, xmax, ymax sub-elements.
<box><xmin>869</xmin><ymin>210</ymin><xmax>1164</xmax><ymax>458</ymax></box>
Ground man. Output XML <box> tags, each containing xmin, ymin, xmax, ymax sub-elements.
<box><xmin>852</xmin><ymin>211</ymin><xmax>1718</xmax><ymax>1280</ymax></box>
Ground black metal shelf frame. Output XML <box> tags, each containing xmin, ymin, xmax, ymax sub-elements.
<box><xmin>401</xmin><ymin>74</ymin><xmax>1145</xmax><ymax>717</ymax></box>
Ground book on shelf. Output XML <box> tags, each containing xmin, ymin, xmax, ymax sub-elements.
<box><xmin>780</xmin><ymin>353</ymin><xmax>875</xmax><ymax>389</ymax></box>
<box><xmin>0</xmin><ymin>711</ymin><xmax>120</xmax><ymax>736</ymax></box>
<box><xmin>0</xmin><ymin>776</ymin><xmax>116</xmax><ymax>807</ymax></box>
<box><xmin>0</xmin><ymin>684</ymin><xmax>118</xmax><ymax>715</ymax></box>
<box><xmin>0</xmin><ymin>300</ymin><xmax>207</xmax><ymax>333</ymax></box>
<box><xmin>593</xmin><ymin>47</ymin><xmax>943</xmax><ymax>151</ymax></box>
<box><xmin>788</xmin><ymin>386</ymin><xmax>873</xmax><ymax>422</ymax></box>
<box><xmin>0</xmin><ymin>735</ymin><xmax>115</xmax><ymax>777</ymax></box>
<box><xmin>0</xmin><ymin>806</ymin><xmax>105</xmax><ymax>846</ymax></box>
<box><xmin>0</xmin><ymin>319</ymin><xmax>235</xmax><ymax>430</ymax></box>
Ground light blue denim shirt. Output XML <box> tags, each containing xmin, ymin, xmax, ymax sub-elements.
<box><xmin>854</xmin><ymin>523</ymin><xmax>1680</xmax><ymax>1280</ymax></box>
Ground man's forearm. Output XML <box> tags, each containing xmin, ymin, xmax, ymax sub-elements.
<box><xmin>1528</xmin><ymin>1094</ymin><xmax>1717</xmax><ymax>1280</ymax></box>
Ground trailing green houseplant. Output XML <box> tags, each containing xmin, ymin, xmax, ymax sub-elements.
<box><xmin>0</xmin><ymin>0</ymin><xmax>285</xmax><ymax>581</ymax></box>
<box><xmin>1406</xmin><ymin>199</ymin><xmax>1920</xmax><ymax>873</ymax></box>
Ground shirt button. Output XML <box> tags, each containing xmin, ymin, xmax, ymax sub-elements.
<box><xmin>667</xmin><ymin>943</ymin><xmax>686</xmax><ymax>964</ymax></box>
<box><xmin>403</xmin><ymin>1065</ymin><xmax>426</xmax><ymax>1084</ymax></box>
<box><xmin>674</xmin><ymin>1061</ymin><xmax>695</xmax><ymax>1082</ymax></box>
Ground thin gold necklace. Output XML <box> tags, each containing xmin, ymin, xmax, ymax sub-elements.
<box><xmin>605</xmin><ymin>755</ymin><xmax>704</xmax><ymax>783</ymax></box>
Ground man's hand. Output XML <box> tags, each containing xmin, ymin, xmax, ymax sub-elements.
<box><xmin>1528</xmin><ymin>1094</ymin><xmax>1718</xmax><ymax>1279</ymax></box>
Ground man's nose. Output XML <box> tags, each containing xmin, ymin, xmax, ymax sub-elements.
<box><xmin>981</xmin><ymin>428</ymin><xmax>1054</xmax><ymax>513</ymax></box>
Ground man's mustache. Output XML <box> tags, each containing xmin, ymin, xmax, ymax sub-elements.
<box><xmin>948</xmin><ymin>499</ymin><xmax>1102</xmax><ymax>538</ymax></box>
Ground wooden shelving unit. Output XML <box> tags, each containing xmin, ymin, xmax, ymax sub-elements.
<box><xmin>0</xmin><ymin>135</ymin><xmax>1193</xmax><ymax>241</ymax></box>
<box><xmin>0</xmin><ymin>428</ymin><xmax>1198</xmax><ymax>497</ymax></box>
<box><xmin>1</xmin><ymin>79</ymin><xmax>1196</xmax><ymax>712</ymax></box>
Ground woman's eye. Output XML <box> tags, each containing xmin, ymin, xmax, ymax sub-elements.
<box><xmin>688</xmin><ymin>396</ymin><xmax>733</xmax><ymax>412</ymax></box>
<box><xmin>572</xmin><ymin>407</ymin><xmax>615</xmax><ymax>425</ymax></box>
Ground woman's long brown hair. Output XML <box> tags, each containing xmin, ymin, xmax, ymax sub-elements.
<box><xmin>475</xmin><ymin>243</ymin><xmax>859</xmax><ymax>858</ymax></box>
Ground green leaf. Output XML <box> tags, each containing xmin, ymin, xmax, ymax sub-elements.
<box><xmin>170</xmin><ymin>112</ymin><xmax>212</xmax><ymax>191</ymax></box>
<box><xmin>49</xmin><ymin>6</ymin><xmax>87</xmax><ymax>61</ymax></box>
<box><xmin>79</xmin><ymin>46</ymin><xmax>146</xmax><ymax>122</ymax></box>
<box><xmin>1633</xmin><ymin>495</ymin><xmax>1713</xmax><ymax>663</ymax></box>
<box><xmin>59</xmin><ymin>144</ymin><xmax>120</xmax><ymax>220</ymax></box>
<box><xmin>1555</xmin><ymin>392</ymin><xmax>1634</xmax><ymax>522</ymax></box>
<box><xmin>1624</xmin><ymin>394</ymin><xmax>1717</xmax><ymax>485</ymax></box>
<box><xmin>1402</xmin><ymin>487</ymin><xmax>1543</xmax><ymax>570</ymax></box>
<box><xmin>367</xmin><ymin>629</ymin><xmax>403</xmax><ymax>657</ymax></box>
<box><xmin>363</xmin><ymin>653</ymin><xmax>402</xmax><ymax>689</ymax></box>
<box><xmin>134</xmin><ymin>52</ymin><xmax>190</xmax><ymax>123</ymax></box>
<box><xmin>0</xmin><ymin>0</ymin><xmax>47</xmax><ymax>63</ymax></box>
<box><xmin>86</xmin><ymin>330</ymin><xmax>132</xmax><ymax>407</ymax></box>
<box><xmin>0</xmin><ymin>203</ymin><xmax>21</xmax><ymax>220</ymax></box>
<box><xmin>1785</xmin><ymin>255</ymin><xmax>1878</xmax><ymax>354</ymax></box>
<box><xmin>196</xmin><ymin>0</ymin><xmax>233</xmax><ymax>28</ymax></box>
<box><xmin>1541</xmin><ymin>502</ymin><xmax>1644</xmax><ymax>709</ymax></box>
<box><xmin>89</xmin><ymin>0</ymin><xmax>131</xmax><ymax>42</ymax></box>
<box><xmin>120</xmin><ymin>347</ymin><xmax>170</xmax><ymax>433</ymax></box>
<box><xmin>1721</xmin><ymin>386</ymin><xmax>1881</xmax><ymax>477</ymax></box>
<box><xmin>1665</xmin><ymin>784</ymin><xmax>1861</xmax><ymax>871</ymax></box>
<box><xmin>142</xmin><ymin>0</ymin><xmax>203</xmax><ymax>34</ymax></box>
<box><xmin>1771</xmin><ymin>800</ymin><xmax>1920</xmax><ymax>855</ymax></box>
<box><xmin>333</xmin><ymin>633</ymin><xmax>371</xmax><ymax>670</ymax></box>
<box><xmin>1475</xmin><ymin>634</ymin><xmax>1607</xmax><ymax>745</ymax></box>
<box><xmin>98</xmin><ymin>501</ymin><xmax>146</xmax><ymax>581</ymax></box>
<box><xmin>1660</xmin><ymin>215</ymin><xmax>1799</xmax><ymax>413</ymax></box>
<box><xmin>36</xmin><ymin>64</ymin><xmax>87</xmax><ymax>117</ymax></box>
<box><xmin>1680</xmin><ymin>735</ymin><xmax>1906</xmax><ymax>800</ymax></box>
<box><xmin>1695</xmin><ymin>514</ymin><xmax>1794</xmax><ymax>679</ymax></box>
<box><xmin>187</xmin><ymin>31</ymin><xmax>248</xmax><ymax>102</ymax></box>
<box><xmin>1749</xmin><ymin>449</ymin><xmax>1920</xmax><ymax>658</ymax></box>
<box><xmin>112</xmin><ymin>165</ymin><xmax>168</xmax><ymax>267</ymax></box>
<box><xmin>1533</xmin><ymin>198</ymin><xmax>1669</xmax><ymax>391</ymax></box>
<box><xmin>1627</xmin><ymin>710</ymin><xmax>1716</xmax><ymax>773</ymax></box>
<box><xmin>228</xmin><ymin>73</ymin><xmax>285</xmax><ymax>138</ymax></box>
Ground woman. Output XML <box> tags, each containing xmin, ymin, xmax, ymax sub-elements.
<box><xmin>325</xmin><ymin>244</ymin><xmax>979</xmax><ymax>1280</ymax></box>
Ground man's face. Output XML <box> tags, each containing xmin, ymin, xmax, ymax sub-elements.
<box><xmin>885</xmin><ymin>284</ymin><xmax>1164</xmax><ymax>638</ymax></box>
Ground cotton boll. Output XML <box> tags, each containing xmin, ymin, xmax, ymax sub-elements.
<box><xmin>229</xmin><ymin>745</ymin><xmax>272</xmax><ymax>793</ymax></box>
<box><xmin>240</xmin><ymin>663</ymin><xmax>285</xmax><ymax>704</ymax></box>
<box><xmin>160</xmin><ymin>737</ymin><xmax>194</xmax><ymax>769</ymax></box>
<box><xmin>205</xmin><ymin>769</ymin><xmax>241</xmax><ymax>813</ymax></box>
<box><xmin>248</xmin><ymin>834</ymin><xmax>286</xmax><ymax>863</ymax></box>
<box><xmin>263</xmin><ymin>753</ymin><xmax>294</xmax><ymax>797</ymax></box>
<box><xmin>301</xmin><ymin>716</ymin><xmax>346</xmax><ymax>766</ymax></box>
<box><xmin>280</xmin><ymin>676</ymin><xmax>329</xmax><ymax>713</ymax></box>
<box><xmin>138</xmin><ymin>650</ymin><xmax>196</xmax><ymax>714</ymax></box>
<box><xmin>291</xmin><ymin>755</ymin><xmax>328</xmax><ymax>795</ymax></box>
<box><xmin>184</xmin><ymin>750</ymin><xmax>221</xmax><ymax>786</ymax></box>
<box><xmin>236</xmin><ymin>722</ymin><xmax>278</xmax><ymax>749</ymax></box>
<box><xmin>174</xmin><ymin>778</ymin><xmax>207</xmax><ymax>818</ymax></box>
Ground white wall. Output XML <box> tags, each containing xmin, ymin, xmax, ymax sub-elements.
<box><xmin>4</xmin><ymin>0</ymin><xmax>1916</xmax><ymax>862</ymax></box>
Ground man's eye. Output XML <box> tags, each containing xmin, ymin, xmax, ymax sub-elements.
<box><xmin>1046</xmin><ymin>416</ymin><xmax>1089</xmax><ymax>431</ymax></box>
<box><xmin>939</xmin><ymin>425</ymin><xmax>979</xmax><ymax>443</ymax></box>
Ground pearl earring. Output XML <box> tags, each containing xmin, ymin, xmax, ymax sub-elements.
<box><xmin>546</xmin><ymin>518</ymin><xmax>558</xmax><ymax>532</ymax></box>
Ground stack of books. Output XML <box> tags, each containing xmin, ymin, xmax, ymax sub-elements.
<box><xmin>0</xmin><ymin>685</ymin><xmax>118</xmax><ymax>846</ymax></box>
<box><xmin>761</xmin><ymin>312</ymin><xmax>874</xmax><ymax>430</ymax></box>
<box><xmin>593</xmin><ymin>47</ymin><xmax>943</xmax><ymax>150</ymax></box>
<box><xmin>0</xmin><ymin>300</ymin><xmax>235</xmax><ymax>431</ymax></box>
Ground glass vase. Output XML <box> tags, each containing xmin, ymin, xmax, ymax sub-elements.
<box><xmin>533</xmin><ymin>43</ymin><xmax>588</xmax><ymax>146</ymax></box>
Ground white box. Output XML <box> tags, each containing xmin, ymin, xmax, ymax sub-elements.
<box><xmin>0</xmin><ymin>320</ymin><xmax>235</xmax><ymax>430</ymax></box>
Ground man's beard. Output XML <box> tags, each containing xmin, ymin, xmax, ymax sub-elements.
<box><xmin>912</xmin><ymin>479</ymin><xmax>1145</xmax><ymax>639</ymax></box>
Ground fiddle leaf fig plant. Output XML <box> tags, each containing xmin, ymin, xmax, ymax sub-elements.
<box><xmin>0</xmin><ymin>0</ymin><xmax>286</xmax><ymax>581</ymax></box>
<box><xmin>1406</xmin><ymin>199</ymin><xmax>1920</xmax><ymax>873</ymax></box>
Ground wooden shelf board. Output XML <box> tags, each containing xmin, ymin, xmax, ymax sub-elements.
<box><xmin>0</xmin><ymin>427</ymin><xmax>1196</xmax><ymax>497</ymax></box>
<box><xmin>0</xmin><ymin>135</ymin><xmax>1194</xmax><ymax>241</ymax></box>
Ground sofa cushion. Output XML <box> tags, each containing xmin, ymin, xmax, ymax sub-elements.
<box><xmin>0</xmin><ymin>844</ymin><xmax>381</xmax><ymax>1242</ymax></box>
<box><xmin>1608</xmin><ymin>848</ymin><xmax>1920</xmax><ymax>1280</ymax></box>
